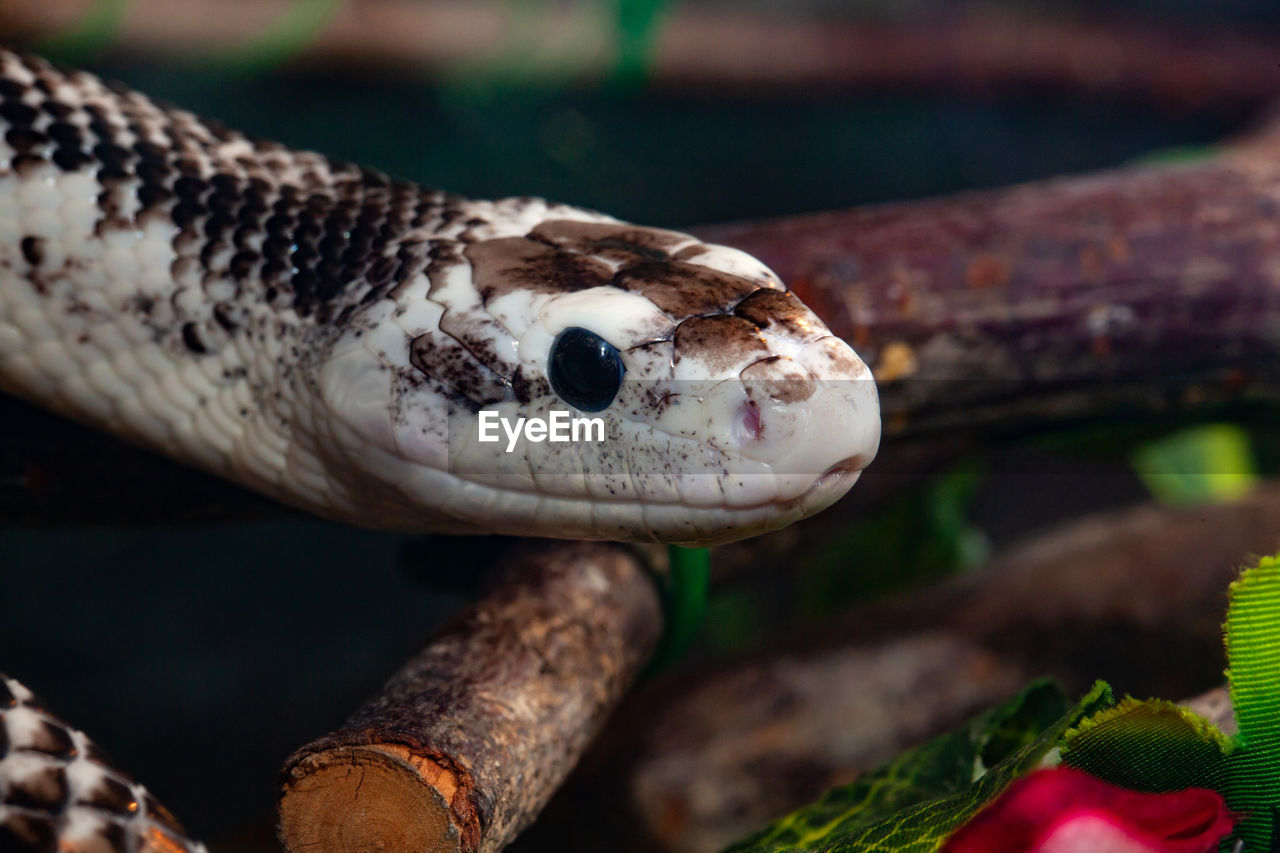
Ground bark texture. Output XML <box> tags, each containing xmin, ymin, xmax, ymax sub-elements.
<box><xmin>278</xmin><ymin>541</ymin><xmax>663</xmax><ymax>853</ymax></box>
<box><xmin>697</xmin><ymin>138</ymin><xmax>1280</xmax><ymax>444</ymax></box>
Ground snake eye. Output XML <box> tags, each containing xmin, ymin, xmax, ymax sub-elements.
<box><xmin>548</xmin><ymin>327</ymin><xmax>625</xmax><ymax>412</ymax></box>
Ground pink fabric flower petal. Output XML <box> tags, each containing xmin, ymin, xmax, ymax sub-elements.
<box><xmin>943</xmin><ymin>767</ymin><xmax>1235</xmax><ymax>853</ymax></box>
<box><xmin>1037</xmin><ymin>811</ymin><xmax>1163</xmax><ymax>853</ymax></box>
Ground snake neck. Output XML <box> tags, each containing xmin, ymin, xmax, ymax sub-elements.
<box><xmin>0</xmin><ymin>49</ymin><xmax>460</xmax><ymax>515</ymax></box>
<box><xmin>0</xmin><ymin>49</ymin><xmax>625</xmax><ymax>525</ymax></box>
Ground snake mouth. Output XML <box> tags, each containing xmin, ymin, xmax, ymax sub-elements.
<box><xmin>796</xmin><ymin>454</ymin><xmax>870</xmax><ymax>519</ymax></box>
<box><xmin>814</xmin><ymin>455</ymin><xmax>869</xmax><ymax>488</ymax></box>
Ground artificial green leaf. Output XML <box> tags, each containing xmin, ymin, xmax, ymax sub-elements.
<box><xmin>723</xmin><ymin>680</ymin><xmax>1113</xmax><ymax>853</ymax></box>
<box><xmin>1218</xmin><ymin>554</ymin><xmax>1280</xmax><ymax>848</ymax></box>
<box><xmin>1131</xmin><ymin>423</ymin><xmax>1258</xmax><ymax>506</ymax></box>
<box><xmin>1062</xmin><ymin>554</ymin><xmax>1280</xmax><ymax>850</ymax></box>
<box><xmin>646</xmin><ymin>545</ymin><xmax>711</xmax><ymax>672</ymax></box>
<box><xmin>1061</xmin><ymin>698</ymin><xmax>1232</xmax><ymax>792</ymax></box>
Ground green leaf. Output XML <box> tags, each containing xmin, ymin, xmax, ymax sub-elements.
<box><xmin>723</xmin><ymin>680</ymin><xmax>1113</xmax><ymax>853</ymax></box>
<box><xmin>1130</xmin><ymin>423</ymin><xmax>1258</xmax><ymax>506</ymax></box>
<box><xmin>1062</xmin><ymin>554</ymin><xmax>1280</xmax><ymax>849</ymax></box>
<box><xmin>645</xmin><ymin>546</ymin><xmax>711</xmax><ymax>674</ymax></box>
<box><xmin>36</xmin><ymin>0</ymin><xmax>133</xmax><ymax>60</ymax></box>
<box><xmin>1219</xmin><ymin>554</ymin><xmax>1280</xmax><ymax>848</ymax></box>
<box><xmin>1061</xmin><ymin>698</ymin><xmax>1232</xmax><ymax>792</ymax></box>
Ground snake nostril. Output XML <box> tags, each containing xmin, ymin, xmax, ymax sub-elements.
<box><xmin>736</xmin><ymin>401</ymin><xmax>762</xmax><ymax>442</ymax></box>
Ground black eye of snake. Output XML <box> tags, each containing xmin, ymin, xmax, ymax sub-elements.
<box><xmin>548</xmin><ymin>327</ymin><xmax>625</xmax><ymax>413</ymax></box>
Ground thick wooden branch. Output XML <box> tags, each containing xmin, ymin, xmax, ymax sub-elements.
<box><xmin>277</xmin><ymin>541</ymin><xmax>662</xmax><ymax>853</ymax></box>
<box><xmin>518</xmin><ymin>483</ymin><xmax>1280</xmax><ymax>852</ymax></box>
<box><xmin>696</xmin><ymin>137</ymin><xmax>1280</xmax><ymax>445</ymax></box>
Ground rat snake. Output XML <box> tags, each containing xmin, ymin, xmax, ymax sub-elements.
<box><xmin>0</xmin><ymin>48</ymin><xmax>879</xmax><ymax>546</ymax></box>
<box><xmin>0</xmin><ymin>48</ymin><xmax>882</xmax><ymax>852</ymax></box>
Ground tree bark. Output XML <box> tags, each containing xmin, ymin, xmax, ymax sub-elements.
<box><xmin>277</xmin><ymin>541</ymin><xmax>663</xmax><ymax>853</ymax></box>
<box><xmin>696</xmin><ymin>136</ymin><xmax>1280</xmax><ymax>445</ymax></box>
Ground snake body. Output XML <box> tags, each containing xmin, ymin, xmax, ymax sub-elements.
<box><xmin>0</xmin><ymin>674</ymin><xmax>208</xmax><ymax>853</ymax></box>
<box><xmin>0</xmin><ymin>50</ymin><xmax>880</xmax><ymax>545</ymax></box>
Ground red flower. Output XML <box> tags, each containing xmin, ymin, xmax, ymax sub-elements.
<box><xmin>942</xmin><ymin>767</ymin><xmax>1235</xmax><ymax>853</ymax></box>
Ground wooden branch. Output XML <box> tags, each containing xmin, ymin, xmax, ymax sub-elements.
<box><xmin>277</xmin><ymin>541</ymin><xmax>663</xmax><ymax>853</ymax></box>
<box><xmin>3</xmin><ymin>2</ymin><xmax>1279</xmax><ymax>108</ymax></box>
<box><xmin>520</xmin><ymin>484</ymin><xmax>1280</xmax><ymax>852</ymax></box>
<box><xmin>696</xmin><ymin>135</ymin><xmax>1280</xmax><ymax>445</ymax></box>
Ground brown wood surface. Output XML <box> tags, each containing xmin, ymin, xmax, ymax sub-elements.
<box><xmin>697</xmin><ymin>135</ymin><xmax>1280</xmax><ymax>444</ymax></box>
<box><xmin>277</xmin><ymin>540</ymin><xmax>663</xmax><ymax>853</ymax></box>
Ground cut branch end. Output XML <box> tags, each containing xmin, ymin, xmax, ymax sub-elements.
<box><xmin>281</xmin><ymin>745</ymin><xmax>466</xmax><ymax>853</ymax></box>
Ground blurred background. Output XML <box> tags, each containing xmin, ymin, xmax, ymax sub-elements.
<box><xmin>3</xmin><ymin>1</ymin><xmax>1280</xmax><ymax>851</ymax></box>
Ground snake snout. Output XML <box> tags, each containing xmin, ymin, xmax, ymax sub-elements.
<box><xmin>735</xmin><ymin>400</ymin><xmax>763</xmax><ymax>442</ymax></box>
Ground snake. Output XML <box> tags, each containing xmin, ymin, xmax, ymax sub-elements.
<box><xmin>0</xmin><ymin>48</ymin><xmax>879</xmax><ymax>546</ymax></box>
<box><xmin>0</xmin><ymin>48</ymin><xmax>883</xmax><ymax>853</ymax></box>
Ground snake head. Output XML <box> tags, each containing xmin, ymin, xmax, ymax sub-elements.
<box><xmin>317</xmin><ymin>201</ymin><xmax>879</xmax><ymax>545</ymax></box>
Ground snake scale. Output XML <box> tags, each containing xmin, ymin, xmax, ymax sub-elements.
<box><xmin>0</xmin><ymin>49</ymin><xmax>881</xmax><ymax>852</ymax></box>
<box><xmin>0</xmin><ymin>48</ymin><xmax>880</xmax><ymax>546</ymax></box>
